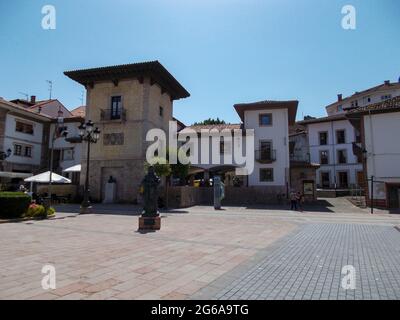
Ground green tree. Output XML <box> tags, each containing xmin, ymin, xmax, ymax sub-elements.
<box><xmin>193</xmin><ymin>118</ymin><xmax>227</xmax><ymax>126</ymax></box>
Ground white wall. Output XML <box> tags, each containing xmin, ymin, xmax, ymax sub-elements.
<box><xmin>244</xmin><ymin>108</ymin><xmax>289</xmax><ymax>187</ymax></box>
<box><xmin>307</xmin><ymin>119</ymin><xmax>363</xmax><ymax>187</ymax></box>
<box><xmin>49</xmin><ymin>122</ymin><xmax>82</xmax><ymax>171</ymax></box>
<box><xmin>364</xmin><ymin>111</ymin><xmax>400</xmax><ymax>199</ymax></box>
<box><xmin>3</xmin><ymin>114</ymin><xmax>43</xmax><ymax>166</ymax></box>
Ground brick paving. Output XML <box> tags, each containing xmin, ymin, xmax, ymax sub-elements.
<box><xmin>194</xmin><ymin>223</ymin><xmax>400</xmax><ymax>300</ymax></box>
<box><xmin>1</xmin><ymin>198</ymin><xmax>400</xmax><ymax>300</ymax></box>
<box><xmin>0</xmin><ymin>210</ymin><xmax>295</xmax><ymax>300</ymax></box>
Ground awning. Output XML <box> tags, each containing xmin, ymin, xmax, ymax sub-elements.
<box><xmin>24</xmin><ymin>171</ymin><xmax>71</xmax><ymax>184</ymax></box>
<box><xmin>0</xmin><ymin>171</ymin><xmax>33</xmax><ymax>179</ymax></box>
<box><xmin>63</xmin><ymin>164</ymin><xmax>81</xmax><ymax>173</ymax></box>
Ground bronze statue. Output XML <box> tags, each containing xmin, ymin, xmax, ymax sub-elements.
<box><xmin>141</xmin><ymin>166</ymin><xmax>160</xmax><ymax>217</ymax></box>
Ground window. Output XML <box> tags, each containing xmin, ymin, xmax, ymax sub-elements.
<box><xmin>319</xmin><ymin>132</ymin><xmax>328</xmax><ymax>145</ymax></box>
<box><xmin>260</xmin><ymin>168</ymin><xmax>273</xmax><ymax>182</ymax></box>
<box><xmin>24</xmin><ymin>146</ymin><xmax>32</xmax><ymax>158</ymax></box>
<box><xmin>337</xmin><ymin>105</ymin><xmax>343</xmax><ymax>112</ymax></box>
<box><xmin>260</xmin><ymin>141</ymin><xmax>273</xmax><ymax>161</ymax></box>
<box><xmin>336</xmin><ymin>130</ymin><xmax>346</xmax><ymax>144</ymax></box>
<box><xmin>355</xmin><ymin>129</ymin><xmax>361</xmax><ymax>143</ymax></box>
<box><xmin>15</xmin><ymin>121</ymin><xmax>34</xmax><ymax>135</ymax></box>
<box><xmin>319</xmin><ymin>150</ymin><xmax>329</xmax><ymax>165</ymax></box>
<box><xmin>337</xmin><ymin>150</ymin><xmax>347</xmax><ymax>164</ymax></box>
<box><xmin>259</xmin><ymin>113</ymin><xmax>272</xmax><ymax>126</ymax></box>
<box><xmin>14</xmin><ymin>144</ymin><xmax>22</xmax><ymax>156</ymax></box>
<box><xmin>110</xmin><ymin>96</ymin><xmax>122</xmax><ymax>119</ymax></box>
<box><xmin>13</xmin><ymin>144</ymin><xmax>31</xmax><ymax>157</ymax></box>
<box><xmin>350</xmin><ymin>100</ymin><xmax>358</xmax><ymax>108</ymax></box>
<box><xmin>381</xmin><ymin>94</ymin><xmax>392</xmax><ymax>101</ymax></box>
<box><xmin>159</xmin><ymin>106</ymin><xmax>164</xmax><ymax>117</ymax></box>
<box><xmin>61</xmin><ymin>148</ymin><xmax>74</xmax><ymax>161</ymax></box>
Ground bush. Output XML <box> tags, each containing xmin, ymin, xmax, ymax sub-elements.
<box><xmin>26</xmin><ymin>204</ymin><xmax>46</xmax><ymax>218</ymax></box>
<box><xmin>0</xmin><ymin>192</ymin><xmax>31</xmax><ymax>218</ymax></box>
<box><xmin>47</xmin><ymin>207</ymin><xmax>56</xmax><ymax>217</ymax></box>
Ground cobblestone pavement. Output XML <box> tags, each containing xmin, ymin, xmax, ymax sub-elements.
<box><xmin>193</xmin><ymin>223</ymin><xmax>400</xmax><ymax>300</ymax></box>
<box><xmin>0</xmin><ymin>209</ymin><xmax>296</xmax><ymax>300</ymax></box>
<box><xmin>1</xmin><ymin>198</ymin><xmax>400</xmax><ymax>300</ymax></box>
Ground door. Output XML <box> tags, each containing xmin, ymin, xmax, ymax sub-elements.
<box><xmin>388</xmin><ymin>186</ymin><xmax>400</xmax><ymax>209</ymax></box>
<box><xmin>338</xmin><ymin>172</ymin><xmax>349</xmax><ymax>189</ymax></box>
<box><xmin>357</xmin><ymin>171</ymin><xmax>365</xmax><ymax>187</ymax></box>
<box><xmin>321</xmin><ymin>172</ymin><xmax>330</xmax><ymax>189</ymax></box>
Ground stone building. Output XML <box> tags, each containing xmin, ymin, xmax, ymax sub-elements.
<box><xmin>64</xmin><ymin>61</ymin><xmax>190</xmax><ymax>203</ymax></box>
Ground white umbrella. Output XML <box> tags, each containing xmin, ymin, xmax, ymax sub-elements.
<box><xmin>63</xmin><ymin>164</ymin><xmax>81</xmax><ymax>173</ymax></box>
<box><xmin>24</xmin><ymin>171</ymin><xmax>72</xmax><ymax>184</ymax></box>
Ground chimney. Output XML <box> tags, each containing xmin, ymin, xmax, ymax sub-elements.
<box><xmin>337</xmin><ymin>94</ymin><xmax>343</xmax><ymax>102</ymax></box>
<box><xmin>384</xmin><ymin>80</ymin><xmax>390</xmax><ymax>86</ymax></box>
<box><xmin>30</xmin><ymin>95</ymin><xmax>36</xmax><ymax>104</ymax></box>
<box><xmin>38</xmin><ymin>106</ymin><xmax>42</xmax><ymax>114</ymax></box>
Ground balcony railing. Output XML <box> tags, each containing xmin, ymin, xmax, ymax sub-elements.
<box><xmin>255</xmin><ymin>149</ymin><xmax>276</xmax><ymax>163</ymax></box>
<box><xmin>290</xmin><ymin>152</ymin><xmax>311</xmax><ymax>163</ymax></box>
<box><xmin>100</xmin><ymin>108</ymin><xmax>127</xmax><ymax>121</ymax></box>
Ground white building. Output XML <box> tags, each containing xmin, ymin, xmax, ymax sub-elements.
<box><xmin>0</xmin><ymin>97</ymin><xmax>84</xmax><ymax>188</ymax></box>
<box><xmin>326</xmin><ymin>80</ymin><xmax>400</xmax><ymax>116</ymax></box>
<box><xmin>0</xmin><ymin>98</ymin><xmax>50</xmax><ymax>179</ymax></box>
<box><xmin>234</xmin><ymin>100</ymin><xmax>297</xmax><ymax>190</ymax></box>
<box><xmin>298</xmin><ymin>114</ymin><xmax>363</xmax><ymax>189</ymax></box>
<box><xmin>182</xmin><ymin>100</ymin><xmax>298</xmax><ymax>193</ymax></box>
<box><xmin>298</xmin><ymin>79</ymin><xmax>400</xmax><ymax>190</ymax></box>
<box><xmin>347</xmin><ymin>96</ymin><xmax>400</xmax><ymax>209</ymax></box>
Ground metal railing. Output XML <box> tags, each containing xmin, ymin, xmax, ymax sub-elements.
<box><xmin>255</xmin><ymin>149</ymin><xmax>276</xmax><ymax>163</ymax></box>
<box><xmin>290</xmin><ymin>152</ymin><xmax>311</xmax><ymax>163</ymax></box>
<box><xmin>100</xmin><ymin>108</ymin><xmax>127</xmax><ymax>121</ymax></box>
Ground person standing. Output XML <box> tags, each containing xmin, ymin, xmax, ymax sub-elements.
<box><xmin>296</xmin><ymin>191</ymin><xmax>304</xmax><ymax>212</ymax></box>
<box><xmin>290</xmin><ymin>190</ymin><xmax>298</xmax><ymax>211</ymax></box>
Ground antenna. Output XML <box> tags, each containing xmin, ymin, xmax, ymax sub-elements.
<box><xmin>80</xmin><ymin>90</ymin><xmax>85</xmax><ymax>106</ymax></box>
<box><xmin>46</xmin><ymin>80</ymin><xmax>53</xmax><ymax>99</ymax></box>
<box><xmin>18</xmin><ymin>92</ymin><xmax>29</xmax><ymax>101</ymax></box>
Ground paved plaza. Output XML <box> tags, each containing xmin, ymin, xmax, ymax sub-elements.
<box><xmin>1</xmin><ymin>198</ymin><xmax>400</xmax><ymax>300</ymax></box>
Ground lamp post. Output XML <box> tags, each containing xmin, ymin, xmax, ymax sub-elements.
<box><xmin>0</xmin><ymin>148</ymin><xmax>12</xmax><ymax>171</ymax></box>
<box><xmin>79</xmin><ymin>120</ymin><xmax>100</xmax><ymax>214</ymax></box>
<box><xmin>48</xmin><ymin>110</ymin><xmax>67</xmax><ymax>206</ymax></box>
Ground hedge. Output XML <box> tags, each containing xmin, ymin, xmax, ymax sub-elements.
<box><xmin>0</xmin><ymin>192</ymin><xmax>31</xmax><ymax>218</ymax></box>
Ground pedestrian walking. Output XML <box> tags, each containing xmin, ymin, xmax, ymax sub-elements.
<box><xmin>290</xmin><ymin>190</ymin><xmax>298</xmax><ymax>211</ymax></box>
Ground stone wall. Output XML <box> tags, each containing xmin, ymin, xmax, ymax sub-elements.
<box><xmin>37</xmin><ymin>184</ymin><xmax>79</xmax><ymax>199</ymax></box>
<box><xmin>290</xmin><ymin>165</ymin><xmax>318</xmax><ymax>202</ymax></box>
<box><xmin>81</xmin><ymin>159</ymin><xmax>145</xmax><ymax>203</ymax></box>
<box><xmin>166</xmin><ymin>186</ymin><xmax>288</xmax><ymax>208</ymax></box>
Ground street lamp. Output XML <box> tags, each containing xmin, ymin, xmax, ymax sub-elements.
<box><xmin>48</xmin><ymin>109</ymin><xmax>66</xmax><ymax>207</ymax></box>
<box><xmin>0</xmin><ymin>148</ymin><xmax>12</xmax><ymax>160</ymax></box>
<box><xmin>79</xmin><ymin>120</ymin><xmax>100</xmax><ymax>214</ymax></box>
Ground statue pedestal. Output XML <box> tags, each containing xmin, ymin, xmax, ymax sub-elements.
<box><xmin>103</xmin><ymin>182</ymin><xmax>116</xmax><ymax>204</ymax></box>
<box><xmin>138</xmin><ymin>215</ymin><xmax>161</xmax><ymax>231</ymax></box>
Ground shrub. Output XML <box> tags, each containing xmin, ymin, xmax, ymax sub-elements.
<box><xmin>47</xmin><ymin>207</ymin><xmax>56</xmax><ymax>217</ymax></box>
<box><xmin>0</xmin><ymin>192</ymin><xmax>31</xmax><ymax>218</ymax></box>
<box><xmin>26</xmin><ymin>204</ymin><xmax>56</xmax><ymax>219</ymax></box>
<box><xmin>26</xmin><ymin>204</ymin><xmax>47</xmax><ymax>218</ymax></box>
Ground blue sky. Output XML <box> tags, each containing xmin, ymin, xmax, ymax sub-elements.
<box><xmin>0</xmin><ymin>0</ymin><xmax>399</xmax><ymax>124</ymax></box>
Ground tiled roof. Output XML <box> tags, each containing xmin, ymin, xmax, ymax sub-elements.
<box><xmin>234</xmin><ymin>100</ymin><xmax>298</xmax><ymax>125</ymax></box>
<box><xmin>182</xmin><ymin>123</ymin><xmax>242</xmax><ymax>132</ymax></box>
<box><xmin>347</xmin><ymin>96</ymin><xmax>400</xmax><ymax>115</ymax></box>
<box><xmin>296</xmin><ymin>113</ymin><xmax>347</xmax><ymax>125</ymax></box>
<box><xmin>0</xmin><ymin>98</ymin><xmax>52</xmax><ymax>121</ymax></box>
<box><xmin>64</xmin><ymin>60</ymin><xmax>190</xmax><ymax>100</ymax></box>
<box><xmin>325</xmin><ymin>81</ymin><xmax>400</xmax><ymax>109</ymax></box>
<box><xmin>70</xmin><ymin>106</ymin><xmax>86</xmax><ymax>117</ymax></box>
